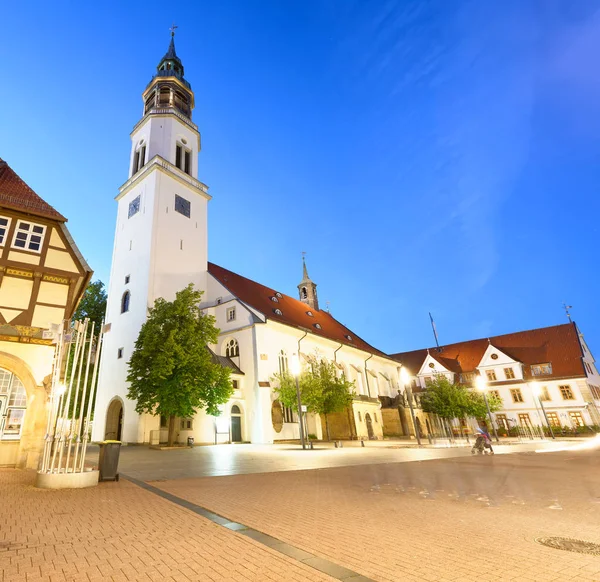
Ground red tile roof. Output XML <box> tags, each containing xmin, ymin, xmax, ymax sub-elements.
<box><xmin>0</xmin><ymin>158</ymin><xmax>66</xmax><ymax>221</ymax></box>
<box><xmin>392</xmin><ymin>323</ymin><xmax>586</xmax><ymax>381</ymax></box>
<box><xmin>208</xmin><ymin>262</ymin><xmax>389</xmax><ymax>358</ymax></box>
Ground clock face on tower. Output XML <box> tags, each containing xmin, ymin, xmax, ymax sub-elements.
<box><xmin>128</xmin><ymin>195</ymin><xmax>141</xmax><ymax>218</ymax></box>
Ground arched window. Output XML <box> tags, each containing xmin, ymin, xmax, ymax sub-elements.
<box><xmin>225</xmin><ymin>338</ymin><xmax>239</xmax><ymax>358</ymax></box>
<box><xmin>121</xmin><ymin>291</ymin><xmax>130</xmax><ymax>314</ymax></box>
<box><xmin>278</xmin><ymin>350</ymin><xmax>288</xmax><ymax>375</ymax></box>
<box><xmin>301</xmin><ymin>287</ymin><xmax>308</xmax><ymax>299</ymax></box>
<box><xmin>231</xmin><ymin>405</ymin><xmax>241</xmax><ymax>414</ymax></box>
<box><xmin>0</xmin><ymin>369</ymin><xmax>27</xmax><ymax>440</ymax></box>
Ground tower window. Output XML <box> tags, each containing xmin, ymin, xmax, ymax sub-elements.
<box><xmin>175</xmin><ymin>195</ymin><xmax>191</xmax><ymax>218</ymax></box>
<box><xmin>301</xmin><ymin>287</ymin><xmax>308</xmax><ymax>299</ymax></box>
<box><xmin>175</xmin><ymin>144</ymin><xmax>192</xmax><ymax>175</ymax></box>
<box><xmin>117</xmin><ymin>348</ymin><xmax>124</xmax><ymax>359</ymax></box>
<box><xmin>12</xmin><ymin>221</ymin><xmax>45</xmax><ymax>252</ymax></box>
<box><xmin>132</xmin><ymin>146</ymin><xmax>146</xmax><ymax>176</ymax></box>
<box><xmin>125</xmin><ymin>275</ymin><xmax>130</xmax><ymax>284</ymax></box>
<box><xmin>121</xmin><ymin>291</ymin><xmax>130</xmax><ymax>314</ymax></box>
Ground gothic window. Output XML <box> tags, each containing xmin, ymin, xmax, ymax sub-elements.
<box><xmin>175</xmin><ymin>195</ymin><xmax>191</xmax><ymax>218</ymax></box>
<box><xmin>278</xmin><ymin>350</ymin><xmax>288</xmax><ymax>376</ymax></box>
<box><xmin>0</xmin><ymin>216</ymin><xmax>11</xmax><ymax>246</ymax></box>
<box><xmin>225</xmin><ymin>338</ymin><xmax>239</xmax><ymax>358</ymax></box>
<box><xmin>12</xmin><ymin>220</ymin><xmax>45</xmax><ymax>252</ymax></box>
<box><xmin>121</xmin><ymin>291</ymin><xmax>130</xmax><ymax>314</ymax></box>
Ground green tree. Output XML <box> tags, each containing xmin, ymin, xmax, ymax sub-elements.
<box><xmin>420</xmin><ymin>375</ymin><xmax>469</xmax><ymax>420</ymax></box>
<box><xmin>72</xmin><ymin>280</ymin><xmax>107</xmax><ymax>330</ymax></box>
<box><xmin>465</xmin><ymin>390</ymin><xmax>502</xmax><ymax>420</ymax></box>
<box><xmin>127</xmin><ymin>284</ymin><xmax>233</xmax><ymax>446</ymax></box>
<box><xmin>273</xmin><ymin>355</ymin><xmax>355</xmax><ymax>441</ymax></box>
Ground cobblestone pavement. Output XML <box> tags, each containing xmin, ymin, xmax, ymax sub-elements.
<box><xmin>0</xmin><ymin>470</ymin><xmax>335</xmax><ymax>582</ymax></box>
<box><xmin>153</xmin><ymin>449</ymin><xmax>600</xmax><ymax>582</ymax></box>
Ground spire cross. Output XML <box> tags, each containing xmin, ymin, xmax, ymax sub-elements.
<box><xmin>170</xmin><ymin>23</ymin><xmax>178</xmax><ymax>37</ymax></box>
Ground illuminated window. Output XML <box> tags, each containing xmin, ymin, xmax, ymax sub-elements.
<box><xmin>489</xmin><ymin>390</ymin><xmax>501</xmax><ymax>401</ymax></box>
<box><xmin>504</xmin><ymin>367</ymin><xmax>515</xmax><ymax>379</ymax></box>
<box><xmin>559</xmin><ymin>385</ymin><xmax>574</xmax><ymax>400</ymax></box>
<box><xmin>546</xmin><ymin>412</ymin><xmax>560</xmax><ymax>427</ymax></box>
<box><xmin>486</xmin><ymin>370</ymin><xmax>497</xmax><ymax>382</ymax></box>
<box><xmin>569</xmin><ymin>411</ymin><xmax>584</xmax><ymax>427</ymax></box>
<box><xmin>510</xmin><ymin>388</ymin><xmax>524</xmax><ymax>403</ymax></box>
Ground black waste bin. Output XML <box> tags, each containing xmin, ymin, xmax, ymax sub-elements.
<box><xmin>187</xmin><ymin>437</ymin><xmax>195</xmax><ymax>447</ymax></box>
<box><xmin>99</xmin><ymin>440</ymin><xmax>121</xmax><ymax>482</ymax></box>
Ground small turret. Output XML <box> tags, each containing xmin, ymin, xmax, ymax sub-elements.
<box><xmin>298</xmin><ymin>256</ymin><xmax>319</xmax><ymax>311</ymax></box>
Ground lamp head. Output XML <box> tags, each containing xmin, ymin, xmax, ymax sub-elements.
<box><xmin>56</xmin><ymin>383</ymin><xmax>67</xmax><ymax>396</ymax></box>
<box><xmin>400</xmin><ymin>367</ymin><xmax>410</xmax><ymax>385</ymax></box>
<box><xmin>530</xmin><ymin>381</ymin><xmax>540</xmax><ymax>396</ymax></box>
<box><xmin>290</xmin><ymin>354</ymin><xmax>301</xmax><ymax>377</ymax></box>
<box><xmin>475</xmin><ymin>375</ymin><xmax>487</xmax><ymax>392</ymax></box>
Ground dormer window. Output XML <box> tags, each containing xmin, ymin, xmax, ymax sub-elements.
<box><xmin>314</xmin><ymin>323</ymin><xmax>322</xmax><ymax>330</ymax></box>
<box><xmin>345</xmin><ymin>335</ymin><xmax>352</xmax><ymax>341</ymax></box>
<box><xmin>271</xmin><ymin>296</ymin><xmax>279</xmax><ymax>303</ymax></box>
<box><xmin>306</xmin><ymin>311</ymin><xmax>314</xmax><ymax>317</ymax></box>
<box><xmin>531</xmin><ymin>363</ymin><xmax>552</xmax><ymax>376</ymax></box>
<box><xmin>274</xmin><ymin>309</ymin><xmax>283</xmax><ymax>316</ymax></box>
<box><xmin>175</xmin><ymin>144</ymin><xmax>191</xmax><ymax>175</ymax></box>
<box><xmin>12</xmin><ymin>220</ymin><xmax>45</xmax><ymax>252</ymax></box>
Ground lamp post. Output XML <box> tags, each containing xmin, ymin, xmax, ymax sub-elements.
<box><xmin>475</xmin><ymin>375</ymin><xmax>499</xmax><ymax>443</ymax></box>
<box><xmin>530</xmin><ymin>382</ymin><xmax>555</xmax><ymax>440</ymax></box>
<box><xmin>290</xmin><ymin>354</ymin><xmax>306</xmax><ymax>450</ymax></box>
<box><xmin>400</xmin><ymin>367</ymin><xmax>422</xmax><ymax>446</ymax></box>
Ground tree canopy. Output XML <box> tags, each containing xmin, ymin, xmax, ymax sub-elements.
<box><xmin>127</xmin><ymin>284</ymin><xmax>233</xmax><ymax>445</ymax></box>
<box><xmin>273</xmin><ymin>355</ymin><xmax>355</xmax><ymax>440</ymax></box>
<box><xmin>420</xmin><ymin>375</ymin><xmax>502</xmax><ymax>421</ymax></box>
<box><xmin>73</xmin><ymin>280</ymin><xmax>107</xmax><ymax>330</ymax></box>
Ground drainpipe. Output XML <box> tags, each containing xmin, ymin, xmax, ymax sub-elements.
<box><xmin>364</xmin><ymin>354</ymin><xmax>374</xmax><ymax>398</ymax></box>
<box><xmin>297</xmin><ymin>331</ymin><xmax>309</xmax><ymax>441</ymax></box>
<box><xmin>334</xmin><ymin>343</ymin><xmax>343</xmax><ymax>363</ymax></box>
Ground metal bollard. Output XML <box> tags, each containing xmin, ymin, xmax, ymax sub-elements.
<box><xmin>310</xmin><ymin>441</ymin><xmax>314</xmax><ymax>450</ymax></box>
<box><xmin>361</xmin><ymin>439</ymin><xmax>365</xmax><ymax>447</ymax></box>
<box><xmin>334</xmin><ymin>441</ymin><xmax>338</xmax><ymax>448</ymax></box>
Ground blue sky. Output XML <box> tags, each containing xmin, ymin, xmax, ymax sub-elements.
<box><xmin>1</xmin><ymin>0</ymin><xmax>599</xmax><ymax>355</ymax></box>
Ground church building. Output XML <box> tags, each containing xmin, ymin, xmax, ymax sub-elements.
<box><xmin>92</xmin><ymin>33</ymin><xmax>404</xmax><ymax>446</ymax></box>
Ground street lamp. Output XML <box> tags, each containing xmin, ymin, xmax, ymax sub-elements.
<box><xmin>475</xmin><ymin>375</ymin><xmax>500</xmax><ymax>443</ymax></box>
<box><xmin>530</xmin><ymin>381</ymin><xmax>555</xmax><ymax>440</ymax></box>
<box><xmin>290</xmin><ymin>354</ymin><xmax>306</xmax><ymax>450</ymax></box>
<box><xmin>400</xmin><ymin>367</ymin><xmax>422</xmax><ymax>446</ymax></box>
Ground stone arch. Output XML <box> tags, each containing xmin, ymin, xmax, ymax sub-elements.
<box><xmin>105</xmin><ymin>396</ymin><xmax>124</xmax><ymax>441</ymax></box>
<box><xmin>0</xmin><ymin>350</ymin><xmax>46</xmax><ymax>469</ymax></box>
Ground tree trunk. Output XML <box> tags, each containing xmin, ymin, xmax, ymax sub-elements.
<box><xmin>325</xmin><ymin>414</ymin><xmax>331</xmax><ymax>441</ymax></box>
<box><xmin>168</xmin><ymin>415</ymin><xmax>176</xmax><ymax>447</ymax></box>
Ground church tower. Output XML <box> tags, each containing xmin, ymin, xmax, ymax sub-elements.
<box><xmin>298</xmin><ymin>257</ymin><xmax>319</xmax><ymax>310</ymax></box>
<box><xmin>92</xmin><ymin>30</ymin><xmax>210</xmax><ymax>444</ymax></box>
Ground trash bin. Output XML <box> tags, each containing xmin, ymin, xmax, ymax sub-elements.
<box><xmin>99</xmin><ymin>440</ymin><xmax>121</xmax><ymax>482</ymax></box>
<box><xmin>187</xmin><ymin>437</ymin><xmax>194</xmax><ymax>447</ymax></box>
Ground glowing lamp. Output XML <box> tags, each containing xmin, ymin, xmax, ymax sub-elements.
<box><xmin>400</xmin><ymin>367</ymin><xmax>410</xmax><ymax>386</ymax></box>
<box><xmin>475</xmin><ymin>375</ymin><xmax>487</xmax><ymax>392</ymax></box>
<box><xmin>290</xmin><ymin>354</ymin><xmax>301</xmax><ymax>377</ymax></box>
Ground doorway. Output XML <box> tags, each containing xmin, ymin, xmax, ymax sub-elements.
<box><xmin>231</xmin><ymin>405</ymin><xmax>242</xmax><ymax>443</ymax></box>
<box><xmin>365</xmin><ymin>413</ymin><xmax>375</xmax><ymax>439</ymax></box>
<box><xmin>105</xmin><ymin>399</ymin><xmax>123</xmax><ymax>441</ymax></box>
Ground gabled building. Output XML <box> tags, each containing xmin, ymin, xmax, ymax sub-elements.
<box><xmin>0</xmin><ymin>159</ymin><xmax>92</xmax><ymax>467</ymax></box>
<box><xmin>392</xmin><ymin>323</ymin><xmax>600</xmax><ymax>434</ymax></box>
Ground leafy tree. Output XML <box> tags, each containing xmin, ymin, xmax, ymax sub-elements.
<box><xmin>420</xmin><ymin>375</ymin><xmax>503</xmax><ymax>437</ymax></box>
<box><xmin>127</xmin><ymin>284</ymin><xmax>233</xmax><ymax>446</ymax></box>
<box><xmin>72</xmin><ymin>280</ymin><xmax>107</xmax><ymax>330</ymax></box>
<box><xmin>273</xmin><ymin>355</ymin><xmax>355</xmax><ymax>440</ymax></box>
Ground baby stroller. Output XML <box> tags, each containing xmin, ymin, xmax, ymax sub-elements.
<box><xmin>471</xmin><ymin>428</ymin><xmax>494</xmax><ymax>455</ymax></box>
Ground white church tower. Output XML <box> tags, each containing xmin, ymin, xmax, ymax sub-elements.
<box><xmin>92</xmin><ymin>31</ymin><xmax>210</xmax><ymax>443</ymax></box>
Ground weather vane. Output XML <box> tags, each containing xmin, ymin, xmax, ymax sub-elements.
<box><xmin>563</xmin><ymin>303</ymin><xmax>573</xmax><ymax>323</ymax></box>
<box><xmin>170</xmin><ymin>23</ymin><xmax>178</xmax><ymax>37</ymax></box>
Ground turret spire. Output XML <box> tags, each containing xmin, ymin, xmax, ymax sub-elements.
<box><xmin>298</xmin><ymin>253</ymin><xmax>319</xmax><ymax>311</ymax></box>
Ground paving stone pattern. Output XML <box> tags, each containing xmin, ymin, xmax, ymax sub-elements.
<box><xmin>154</xmin><ymin>452</ymin><xmax>600</xmax><ymax>582</ymax></box>
<box><xmin>0</xmin><ymin>470</ymin><xmax>334</xmax><ymax>582</ymax></box>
